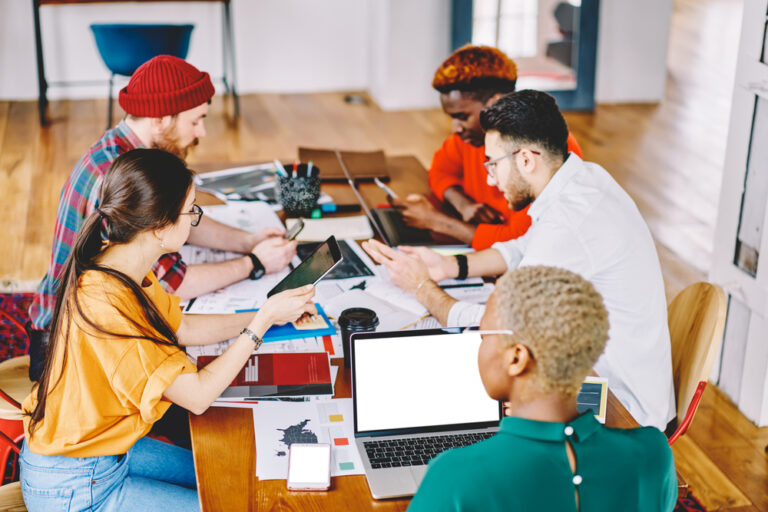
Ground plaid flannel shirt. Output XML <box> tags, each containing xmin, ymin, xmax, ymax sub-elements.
<box><xmin>29</xmin><ymin>122</ymin><xmax>187</xmax><ymax>330</ymax></box>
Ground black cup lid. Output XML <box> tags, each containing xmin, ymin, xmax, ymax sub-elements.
<box><xmin>338</xmin><ymin>307</ymin><xmax>379</xmax><ymax>330</ymax></box>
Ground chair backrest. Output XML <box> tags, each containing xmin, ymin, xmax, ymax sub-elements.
<box><xmin>90</xmin><ymin>24</ymin><xmax>194</xmax><ymax>76</ymax></box>
<box><xmin>668</xmin><ymin>282</ymin><xmax>727</xmax><ymax>423</ymax></box>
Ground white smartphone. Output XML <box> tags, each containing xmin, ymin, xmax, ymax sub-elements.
<box><xmin>286</xmin><ymin>443</ymin><xmax>331</xmax><ymax>491</ymax></box>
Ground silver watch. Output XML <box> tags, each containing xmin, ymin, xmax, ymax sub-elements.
<box><xmin>240</xmin><ymin>327</ymin><xmax>263</xmax><ymax>351</ymax></box>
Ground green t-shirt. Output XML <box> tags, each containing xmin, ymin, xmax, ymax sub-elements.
<box><xmin>408</xmin><ymin>413</ymin><xmax>676</xmax><ymax>512</ymax></box>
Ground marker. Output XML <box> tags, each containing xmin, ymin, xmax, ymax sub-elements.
<box><xmin>293</xmin><ymin>160</ymin><xmax>300</xmax><ymax>178</ymax></box>
<box><xmin>273</xmin><ymin>159</ymin><xmax>289</xmax><ymax>178</ymax></box>
<box><xmin>307</xmin><ymin>160</ymin><xmax>314</xmax><ymax>177</ymax></box>
<box><xmin>374</xmin><ymin>177</ymin><xmax>398</xmax><ymax>199</ymax></box>
<box><xmin>235</xmin><ymin>307</ymin><xmax>260</xmax><ymax>313</ymax></box>
<box><xmin>440</xmin><ymin>283</ymin><xmax>484</xmax><ymax>289</ymax></box>
<box><xmin>320</xmin><ymin>203</ymin><xmax>361</xmax><ymax>213</ymax></box>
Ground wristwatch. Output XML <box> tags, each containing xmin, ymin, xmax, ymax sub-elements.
<box><xmin>240</xmin><ymin>327</ymin><xmax>263</xmax><ymax>351</ymax></box>
<box><xmin>455</xmin><ymin>254</ymin><xmax>468</xmax><ymax>280</ymax></box>
<box><xmin>246</xmin><ymin>253</ymin><xmax>265</xmax><ymax>280</ymax></box>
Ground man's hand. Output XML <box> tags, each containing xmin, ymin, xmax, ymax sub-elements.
<box><xmin>361</xmin><ymin>239</ymin><xmax>432</xmax><ymax>294</ymax></box>
<box><xmin>250</xmin><ymin>227</ymin><xmax>286</xmax><ymax>245</ymax></box>
<box><xmin>398</xmin><ymin>245</ymin><xmax>457</xmax><ymax>283</ymax></box>
<box><xmin>391</xmin><ymin>194</ymin><xmax>441</xmax><ymax>230</ymax></box>
<box><xmin>252</xmin><ymin>237</ymin><xmax>297</xmax><ymax>274</ymax></box>
<box><xmin>457</xmin><ymin>202</ymin><xmax>503</xmax><ymax>224</ymax></box>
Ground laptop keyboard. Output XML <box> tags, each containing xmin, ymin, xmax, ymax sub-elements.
<box><xmin>363</xmin><ymin>432</ymin><xmax>495</xmax><ymax>468</ymax></box>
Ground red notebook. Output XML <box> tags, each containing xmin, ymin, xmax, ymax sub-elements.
<box><xmin>197</xmin><ymin>352</ymin><xmax>333</xmax><ymax>399</ymax></box>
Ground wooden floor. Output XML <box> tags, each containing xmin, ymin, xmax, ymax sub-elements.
<box><xmin>0</xmin><ymin>0</ymin><xmax>765</xmax><ymax>509</ymax></box>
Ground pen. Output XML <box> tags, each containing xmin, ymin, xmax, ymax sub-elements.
<box><xmin>440</xmin><ymin>283</ymin><xmax>484</xmax><ymax>289</ymax></box>
<box><xmin>273</xmin><ymin>159</ymin><xmax>289</xmax><ymax>178</ymax></box>
<box><xmin>320</xmin><ymin>203</ymin><xmax>362</xmax><ymax>213</ymax></box>
<box><xmin>374</xmin><ymin>177</ymin><xmax>399</xmax><ymax>199</ymax></box>
<box><xmin>307</xmin><ymin>160</ymin><xmax>314</xmax><ymax>177</ymax></box>
<box><xmin>293</xmin><ymin>160</ymin><xmax>300</xmax><ymax>178</ymax></box>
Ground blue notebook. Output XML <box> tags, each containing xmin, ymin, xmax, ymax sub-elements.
<box><xmin>263</xmin><ymin>304</ymin><xmax>336</xmax><ymax>342</ymax></box>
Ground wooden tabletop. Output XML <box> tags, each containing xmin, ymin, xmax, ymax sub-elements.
<box><xmin>188</xmin><ymin>154</ymin><xmax>638</xmax><ymax>510</ymax></box>
<box><xmin>189</xmin><ymin>360</ymin><xmax>638</xmax><ymax>512</ymax></box>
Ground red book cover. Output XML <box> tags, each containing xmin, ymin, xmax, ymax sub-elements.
<box><xmin>198</xmin><ymin>352</ymin><xmax>333</xmax><ymax>398</ymax></box>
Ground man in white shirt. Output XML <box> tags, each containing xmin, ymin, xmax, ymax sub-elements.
<box><xmin>363</xmin><ymin>90</ymin><xmax>675</xmax><ymax>430</ymax></box>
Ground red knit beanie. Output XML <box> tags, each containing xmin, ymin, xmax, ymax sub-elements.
<box><xmin>118</xmin><ymin>55</ymin><xmax>215</xmax><ymax>117</ymax></box>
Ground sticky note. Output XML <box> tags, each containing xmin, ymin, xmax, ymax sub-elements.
<box><xmin>339</xmin><ymin>462</ymin><xmax>355</xmax><ymax>471</ymax></box>
<box><xmin>329</xmin><ymin>414</ymin><xmax>344</xmax><ymax>422</ymax></box>
<box><xmin>334</xmin><ymin>438</ymin><xmax>349</xmax><ymax>446</ymax></box>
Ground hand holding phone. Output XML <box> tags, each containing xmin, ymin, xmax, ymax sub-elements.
<box><xmin>284</xmin><ymin>218</ymin><xmax>305</xmax><ymax>240</ymax></box>
<box><xmin>287</xmin><ymin>443</ymin><xmax>331</xmax><ymax>491</ymax></box>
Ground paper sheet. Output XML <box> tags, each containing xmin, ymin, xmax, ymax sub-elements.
<box><xmin>201</xmin><ymin>201</ymin><xmax>284</xmax><ymax>232</ymax></box>
<box><xmin>252</xmin><ymin>399</ymin><xmax>364</xmax><ymax>480</ymax></box>
<box><xmin>286</xmin><ymin>216</ymin><xmax>373</xmax><ymax>242</ymax></box>
<box><xmin>182</xmin><ymin>270</ymin><xmax>290</xmax><ymax>314</ymax></box>
<box><xmin>323</xmin><ymin>289</ymin><xmax>423</xmax><ymax>331</ymax></box>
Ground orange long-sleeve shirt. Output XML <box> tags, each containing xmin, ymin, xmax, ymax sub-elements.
<box><xmin>428</xmin><ymin>133</ymin><xmax>583</xmax><ymax>250</ymax></box>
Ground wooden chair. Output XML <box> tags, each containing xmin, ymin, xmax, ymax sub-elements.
<box><xmin>0</xmin><ymin>357</ymin><xmax>30</xmax><ymax>511</ymax></box>
<box><xmin>667</xmin><ymin>282</ymin><xmax>727</xmax><ymax>445</ymax></box>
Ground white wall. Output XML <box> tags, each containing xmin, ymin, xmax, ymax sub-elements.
<box><xmin>0</xmin><ymin>0</ymin><xmax>674</xmax><ymax>107</ymax></box>
<box><xmin>595</xmin><ymin>0</ymin><xmax>674</xmax><ymax>103</ymax></box>
<box><xmin>0</xmin><ymin>0</ymin><xmax>370</xmax><ymax>100</ymax></box>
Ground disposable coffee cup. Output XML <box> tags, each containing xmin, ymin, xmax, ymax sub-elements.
<box><xmin>338</xmin><ymin>308</ymin><xmax>379</xmax><ymax>369</ymax></box>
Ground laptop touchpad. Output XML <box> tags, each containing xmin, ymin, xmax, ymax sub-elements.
<box><xmin>410</xmin><ymin>465</ymin><xmax>428</xmax><ymax>487</ymax></box>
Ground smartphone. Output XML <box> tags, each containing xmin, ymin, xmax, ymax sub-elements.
<box><xmin>267</xmin><ymin>235</ymin><xmax>343</xmax><ymax>297</ymax></box>
<box><xmin>284</xmin><ymin>218</ymin><xmax>305</xmax><ymax>240</ymax></box>
<box><xmin>286</xmin><ymin>443</ymin><xmax>331</xmax><ymax>491</ymax></box>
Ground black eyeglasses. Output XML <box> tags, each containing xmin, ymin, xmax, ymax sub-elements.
<box><xmin>180</xmin><ymin>204</ymin><xmax>203</xmax><ymax>226</ymax></box>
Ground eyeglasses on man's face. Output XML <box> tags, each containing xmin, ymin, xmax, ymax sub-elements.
<box><xmin>483</xmin><ymin>148</ymin><xmax>541</xmax><ymax>181</ymax></box>
<box><xmin>180</xmin><ymin>204</ymin><xmax>203</xmax><ymax>227</ymax></box>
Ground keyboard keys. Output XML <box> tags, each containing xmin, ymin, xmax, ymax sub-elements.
<box><xmin>363</xmin><ymin>432</ymin><xmax>495</xmax><ymax>467</ymax></box>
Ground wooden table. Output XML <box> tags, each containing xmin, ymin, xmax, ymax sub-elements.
<box><xmin>189</xmin><ymin>154</ymin><xmax>639</xmax><ymax>510</ymax></box>
<box><xmin>190</xmin><ymin>360</ymin><xmax>638</xmax><ymax>512</ymax></box>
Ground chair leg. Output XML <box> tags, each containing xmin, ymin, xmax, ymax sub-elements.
<box><xmin>106</xmin><ymin>73</ymin><xmax>114</xmax><ymax>131</ymax></box>
<box><xmin>222</xmin><ymin>0</ymin><xmax>240</xmax><ymax>118</ymax></box>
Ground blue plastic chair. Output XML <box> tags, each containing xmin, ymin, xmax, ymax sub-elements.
<box><xmin>90</xmin><ymin>24</ymin><xmax>194</xmax><ymax>129</ymax></box>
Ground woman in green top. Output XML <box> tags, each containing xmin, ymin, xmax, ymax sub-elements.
<box><xmin>409</xmin><ymin>266</ymin><xmax>676</xmax><ymax>512</ymax></box>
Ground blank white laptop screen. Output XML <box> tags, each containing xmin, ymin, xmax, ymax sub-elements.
<box><xmin>353</xmin><ymin>331</ymin><xmax>501</xmax><ymax>433</ymax></box>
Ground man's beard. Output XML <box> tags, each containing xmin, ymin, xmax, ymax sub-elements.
<box><xmin>504</xmin><ymin>163</ymin><xmax>535</xmax><ymax>212</ymax></box>
<box><xmin>155</xmin><ymin>125</ymin><xmax>198</xmax><ymax>161</ymax></box>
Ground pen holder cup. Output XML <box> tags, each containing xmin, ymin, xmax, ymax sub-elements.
<box><xmin>277</xmin><ymin>164</ymin><xmax>321</xmax><ymax>217</ymax></box>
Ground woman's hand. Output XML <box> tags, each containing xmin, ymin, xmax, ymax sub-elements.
<box><xmin>256</xmin><ymin>285</ymin><xmax>316</xmax><ymax>326</ymax></box>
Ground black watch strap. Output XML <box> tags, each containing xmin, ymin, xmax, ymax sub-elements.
<box><xmin>247</xmin><ymin>253</ymin><xmax>265</xmax><ymax>280</ymax></box>
<box><xmin>455</xmin><ymin>254</ymin><xmax>468</xmax><ymax>280</ymax></box>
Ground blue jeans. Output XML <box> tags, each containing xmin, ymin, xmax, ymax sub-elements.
<box><xmin>20</xmin><ymin>436</ymin><xmax>200</xmax><ymax>512</ymax></box>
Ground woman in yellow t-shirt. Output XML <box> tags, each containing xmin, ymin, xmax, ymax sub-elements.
<box><xmin>20</xmin><ymin>149</ymin><xmax>316</xmax><ymax>512</ymax></box>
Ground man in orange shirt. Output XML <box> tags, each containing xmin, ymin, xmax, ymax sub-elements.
<box><xmin>395</xmin><ymin>45</ymin><xmax>582</xmax><ymax>249</ymax></box>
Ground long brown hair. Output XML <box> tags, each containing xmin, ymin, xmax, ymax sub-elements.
<box><xmin>27</xmin><ymin>148</ymin><xmax>194</xmax><ymax>436</ymax></box>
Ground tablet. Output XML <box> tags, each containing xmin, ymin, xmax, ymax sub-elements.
<box><xmin>267</xmin><ymin>235</ymin><xmax>343</xmax><ymax>297</ymax></box>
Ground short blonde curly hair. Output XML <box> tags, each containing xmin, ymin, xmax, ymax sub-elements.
<box><xmin>491</xmin><ymin>266</ymin><xmax>609</xmax><ymax>397</ymax></box>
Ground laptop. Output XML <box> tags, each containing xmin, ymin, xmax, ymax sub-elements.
<box><xmin>333</xmin><ymin>149</ymin><xmax>461</xmax><ymax>247</ymax></box>
<box><xmin>350</xmin><ymin>328</ymin><xmax>502</xmax><ymax>499</ymax></box>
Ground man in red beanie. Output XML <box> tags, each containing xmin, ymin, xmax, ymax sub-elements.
<box><xmin>393</xmin><ymin>45</ymin><xmax>582</xmax><ymax>250</ymax></box>
<box><xmin>28</xmin><ymin>55</ymin><xmax>296</xmax><ymax>382</ymax></box>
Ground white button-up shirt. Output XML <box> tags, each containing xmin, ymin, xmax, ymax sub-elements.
<box><xmin>447</xmin><ymin>154</ymin><xmax>675</xmax><ymax>430</ymax></box>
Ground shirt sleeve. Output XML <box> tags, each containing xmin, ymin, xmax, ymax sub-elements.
<box><xmin>446</xmin><ymin>302</ymin><xmax>485</xmax><ymax>327</ymax></box>
<box><xmin>428</xmin><ymin>136</ymin><xmax>465</xmax><ymax>201</ymax></box>
<box><xmin>408</xmin><ymin>454</ymin><xmax>461</xmax><ymax>511</ymax></box>
<box><xmin>152</xmin><ymin>252</ymin><xmax>188</xmax><ymax>294</ymax></box>
<box><xmin>567</xmin><ymin>132</ymin><xmax>583</xmax><ymax>159</ymax></box>
<box><xmin>111</xmin><ymin>341</ymin><xmax>197</xmax><ymax>424</ymax></box>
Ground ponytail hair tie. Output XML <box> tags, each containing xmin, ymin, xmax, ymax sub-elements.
<box><xmin>95</xmin><ymin>207</ymin><xmax>110</xmax><ymax>244</ymax></box>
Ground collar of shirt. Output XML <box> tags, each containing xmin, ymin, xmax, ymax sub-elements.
<box><xmin>526</xmin><ymin>152</ymin><xmax>583</xmax><ymax>224</ymax></box>
<box><xmin>498</xmin><ymin>412</ymin><xmax>601</xmax><ymax>443</ymax></box>
<box><xmin>114</xmin><ymin>120</ymin><xmax>146</xmax><ymax>150</ymax></box>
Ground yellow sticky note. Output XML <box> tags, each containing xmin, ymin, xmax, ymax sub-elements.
<box><xmin>329</xmin><ymin>414</ymin><xmax>344</xmax><ymax>422</ymax></box>
<box><xmin>292</xmin><ymin>314</ymin><xmax>329</xmax><ymax>330</ymax></box>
